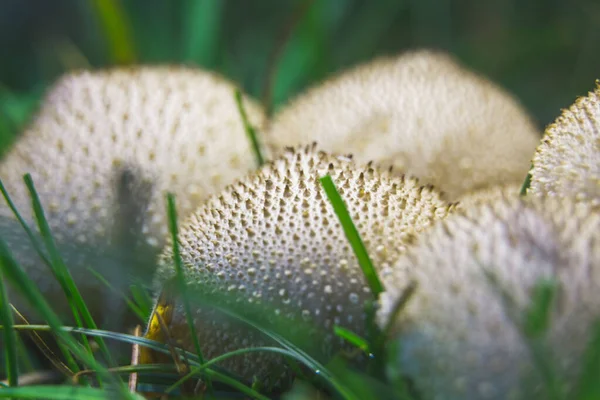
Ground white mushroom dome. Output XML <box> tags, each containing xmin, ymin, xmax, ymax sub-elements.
<box><xmin>265</xmin><ymin>49</ymin><xmax>540</xmax><ymax>201</ymax></box>
<box><xmin>0</xmin><ymin>65</ymin><xmax>266</xmax><ymax>323</ymax></box>
<box><xmin>150</xmin><ymin>145</ymin><xmax>453</xmax><ymax>384</ymax></box>
<box><xmin>378</xmin><ymin>196</ymin><xmax>600</xmax><ymax>400</ymax></box>
<box><xmin>528</xmin><ymin>82</ymin><xmax>600</xmax><ymax>206</ymax></box>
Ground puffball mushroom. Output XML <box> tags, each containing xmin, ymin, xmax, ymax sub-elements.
<box><xmin>528</xmin><ymin>82</ymin><xmax>600</xmax><ymax>205</ymax></box>
<box><xmin>378</xmin><ymin>197</ymin><xmax>600</xmax><ymax>400</ymax></box>
<box><xmin>147</xmin><ymin>145</ymin><xmax>453</xmax><ymax>384</ymax></box>
<box><xmin>0</xmin><ymin>66</ymin><xmax>266</xmax><ymax>324</ymax></box>
<box><xmin>456</xmin><ymin>183</ymin><xmax>521</xmax><ymax>210</ymax></box>
<box><xmin>265</xmin><ymin>50</ymin><xmax>540</xmax><ymax>201</ymax></box>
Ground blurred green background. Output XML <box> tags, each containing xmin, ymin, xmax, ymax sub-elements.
<box><xmin>1</xmin><ymin>0</ymin><xmax>599</xmax><ymax>155</ymax></box>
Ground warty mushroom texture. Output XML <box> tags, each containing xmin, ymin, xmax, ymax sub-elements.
<box><xmin>145</xmin><ymin>144</ymin><xmax>454</xmax><ymax>386</ymax></box>
<box><xmin>528</xmin><ymin>81</ymin><xmax>600</xmax><ymax>206</ymax></box>
<box><xmin>0</xmin><ymin>65</ymin><xmax>266</xmax><ymax>326</ymax></box>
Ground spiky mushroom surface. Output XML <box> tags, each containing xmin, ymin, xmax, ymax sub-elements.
<box><xmin>528</xmin><ymin>82</ymin><xmax>600</xmax><ymax>206</ymax></box>
<box><xmin>150</xmin><ymin>145</ymin><xmax>453</xmax><ymax>384</ymax></box>
<box><xmin>265</xmin><ymin>50</ymin><xmax>540</xmax><ymax>201</ymax></box>
<box><xmin>0</xmin><ymin>66</ymin><xmax>266</xmax><ymax>323</ymax></box>
<box><xmin>378</xmin><ymin>197</ymin><xmax>600</xmax><ymax>400</ymax></box>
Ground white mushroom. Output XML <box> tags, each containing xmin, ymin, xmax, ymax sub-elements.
<box><xmin>147</xmin><ymin>145</ymin><xmax>453</xmax><ymax>384</ymax></box>
<box><xmin>528</xmin><ymin>82</ymin><xmax>600</xmax><ymax>205</ymax></box>
<box><xmin>378</xmin><ymin>197</ymin><xmax>600</xmax><ymax>400</ymax></box>
<box><xmin>0</xmin><ymin>66</ymin><xmax>266</xmax><ymax>324</ymax></box>
<box><xmin>265</xmin><ymin>49</ymin><xmax>540</xmax><ymax>201</ymax></box>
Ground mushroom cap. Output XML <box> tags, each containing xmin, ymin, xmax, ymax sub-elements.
<box><xmin>456</xmin><ymin>183</ymin><xmax>522</xmax><ymax>210</ymax></box>
<box><xmin>0</xmin><ymin>66</ymin><xmax>266</xmax><ymax>323</ymax></box>
<box><xmin>378</xmin><ymin>197</ymin><xmax>600</xmax><ymax>400</ymax></box>
<box><xmin>151</xmin><ymin>145</ymin><xmax>453</xmax><ymax>383</ymax></box>
<box><xmin>265</xmin><ymin>49</ymin><xmax>540</xmax><ymax>201</ymax></box>
<box><xmin>528</xmin><ymin>82</ymin><xmax>600</xmax><ymax>206</ymax></box>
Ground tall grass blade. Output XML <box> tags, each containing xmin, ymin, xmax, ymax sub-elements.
<box><xmin>182</xmin><ymin>0</ymin><xmax>223</xmax><ymax>67</ymax></box>
<box><xmin>574</xmin><ymin>320</ymin><xmax>600</xmax><ymax>400</ymax></box>
<box><xmin>0</xmin><ymin>268</ymin><xmax>18</xmax><ymax>386</ymax></box>
<box><xmin>0</xmin><ymin>385</ymin><xmax>146</xmax><ymax>400</ymax></box>
<box><xmin>0</xmin><ymin>241</ymin><xmax>134</xmax><ymax>398</ymax></box>
<box><xmin>234</xmin><ymin>89</ymin><xmax>265</xmax><ymax>167</ymax></box>
<box><xmin>482</xmin><ymin>269</ymin><xmax>565</xmax><ymax>400</ymax></box>
<box><xmin>333</xmin><ymin>326</ymin><xmax>369</xmax><ymax>353</ymax></box>
<box><xmin>166</xmin><ymin>193</ymin><xmax>212</xmax><ymax>394</ymax></box>
<box><xmin>23</xmin><ymin>174</ymin><xmax>113</xmax><ymax>366</ymax></box>
<box><xmin>89</xmin><ymin>0</ymin><xmax>136</xmax><ymax>64</ymax></box>
<box><xmin>319</xmin><ymin>175</ymin><xmax>383</xmax><ymax>296</ymax></box>
<box><xmin>520</xmin><ymin>164</ymin><xmax>534</xmax><ymax>196</ymax></box>
<box><xmin>88</xmin><ymin>269</ymin><xmax>145</xmax><ymax>323</ymax></box>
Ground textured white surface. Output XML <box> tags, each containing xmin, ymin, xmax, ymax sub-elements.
<box><xmin>529</xmin><ymin>82</ymin><xmax>600</xmax><ymax>206</ymax></box>
<box><xmin>378</xmin><ymin>197</ymin><xmax>600</xmax><ymax>400</ymax></box>
<box><xmin>154</xmin><ymin>145</ymin><xmax>452</xmax><ymax>382</ymax></box>
<box><xmin>266</xmin><ymin>50</ymin><xmax>540</xmax><ymax>201</ymax></box>
<box><xmin>0</xmin><ymin>66</ymin><xmax>266</xmax><ymax>323</ymax></box>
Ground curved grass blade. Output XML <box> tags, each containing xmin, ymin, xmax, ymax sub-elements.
<box><xmin>88</xmin><ymin>269</ymin><xmax>145</xmax><ymax>323</ymax></box>
<box><xmin>482</xmin><ymin>269</ymin><xmax>565</xmax><ymax>400</ymax></box>
<box><xmin>574</xmin><ymin>320</ymin><xmax>600</xmax><ymax>400</ymax></box>
<box><xmin>319</xmin><ymin>175</ymin><xmax>383</xmax><ymax>296</ymax></box>
<box><xmin>88</xmin><ymin>0</ymin><xmax>136</xmax><ymax>64</ymax></box>
<box><xmin>0</xmin><ymin>268</ymin><xmax>17</xmax><ymax>386</ymax></box>
<box><xmin>165</xmin><ymin>347</ymin><xmax>295</xmax><ymax>395</ymax></box>
<box><xmin>0</xmin><ymin>241</ymin><xmax>134</xmax><ymax>399</ymax></box>
<box><xmin>520</xmin><ymin>164</ymin><xmax>534</xmax><ymax>196</ymax></box>
<box><xmin>182</xmin><ymin>0</ymin><xmax>223</xmax><ymax>66</ymax></box>
<box><xmin>23</xmin><ymin>174</ymin><xmax>113</xmax><ymax>367</ymax></box>
<box><xmin>334</xmin><ymin>326</ymin><xmax>369</xmax><ymax>353</ymax></box>
<box><xmin>235</xmin><ymin>89</ymin><xmax>265</xmax><ymax>167</ymax></box>
<box><xmin>0</xmin><ymin>385</ymin><xmax>146</xmax><ymax>400</ymax></box>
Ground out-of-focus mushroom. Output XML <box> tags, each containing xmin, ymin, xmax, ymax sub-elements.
<box><xmin>378</xmin><ymin>197</ymin><xmax>600</xmax><ymax>400</ymax></box>
<box><xmin>456</xmin><ymin>183</ymin><xmax>521</xmax><ymax>210</ymax></box>
<box><xmin>146</xmin><ymin>145</ymin><xmax>453</xmax><ymax>385</ymax></box>
<box><xmin>0</xmin><ymin>66</ymin><xmax>266</xmax><ymax>325</ymax></box>
<box><xmin>528</xmin><ymin>82</ymin><xmax>600</xmax><ymax>205</ymax></box>
<box><xmin>265</xmin><ymin>50</ymin><xmax>540</xmax><ymax>201</ymax></box>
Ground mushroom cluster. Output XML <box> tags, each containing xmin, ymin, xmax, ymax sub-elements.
<box><xmin>0</xmin><ymin>66</ymin><xmax>266</xmax><ymax>324</ymax></box>
<box><xmin>148</xmin><ymin>144</ymin><xmax>452</xmax><ymax>384</ymax></box>
<box><xmin>2</xmin><ymin>47</ymin><xmax>599</xmax><ymax>400</ymax></box>
<box><xmin>265</xmin><ymin>50</ymin><xmax>540</xmax><ymax>201</ymax></box>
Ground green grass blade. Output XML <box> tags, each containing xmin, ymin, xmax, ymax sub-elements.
<box><xmin>23</xmin><ymin>174</ymin><xmax>114</xmax><ymax>366</ymax></box>
<box><xmin>129</xmin><ymin>284</ymin><xmax>153</xmax><ymax>320</ymax></box>
<box><xmin>334</xmin><ymin>326</ymin><xmax>369</xmax><ymax>353</ymax></box>
<box><xmin>520</xmin><ymin>164</ymin><xmax>534</xmax><ymax>196</ymax></box>
<box><xmin>166</xmin><ymin>193</ymin><xmax>212</xmax><ymax>394</ymax></box>
<box><xmin>319</xmin><ymin>175</ymin><xmax>383</xmax><ymax>296</ymax></box>
<box><xmin>88</xmin><ymin>268</ymin><xmax>146</xmax><ymax>323</ymax></box>
<box><xmin>6</xmin><ymin>325</ymin><xmax>273</xmax><ymax>400</ymax></box>
<box><xmin>0</xmin><ymin>179</ymin><xmax>51</xmax><ymax>267</ymax></box>
<box><xmin>575</xmin><ymin>320</ymin><xmax>600</xmax><ymax>400</ymax></box>
<box><xmin>234</xmin><ymin>89</ymin><xmax>265</xmax><ymax>167</ymax></box>
<box><xmin>482</xmin><ymin>269</ymin><xmax>565</xmax><ymax>400</ymax></box>
<box><xmin>204</xmin><ymin>302</ymin><xmax>362</xmax><ymax>400</ymax></box>
<box><xmin>88</xmin><ymin>0</ymin><xmax>136</xmax><ymax>64</ymax></box>
<box><xmin>523</xmin><ymin>279</ymin><xmax>558</xmax><ymax>338</ymax></box>
<box><xmin>0</xmin><ymin>268</ymin><xmax>18</xmax><ymax>386</ymax></box>
<box><xmin>0</xmin><ymin>385</ymin><xmax>146</xmax><ymax>400</ymax></box>
<box><xmin>0</xmin><ymin>241</ymin><xmax>134</xmax><ymax>398</ymax></box>
<box><xmin>165</xmin><ymin>347</ymin><xmax>294</xmax><ymax>395</ymax></box>
<box><xmin>182</xmin><ymin>0</ymin><xmax>223</xmax><ymax>66</ymax></box>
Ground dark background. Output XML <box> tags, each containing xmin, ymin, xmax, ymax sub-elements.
<box><xmin>1</xmin><ymin>0</ymin><xmax>599</xmax><ymax>153</ymax></box>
